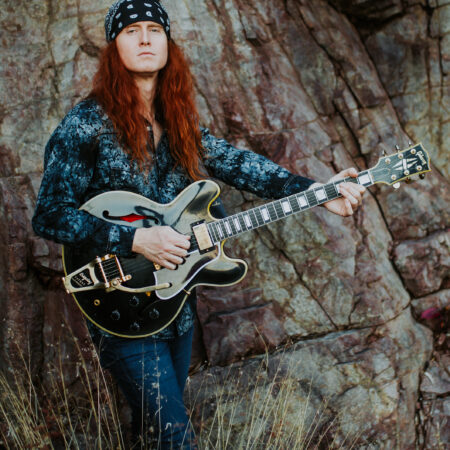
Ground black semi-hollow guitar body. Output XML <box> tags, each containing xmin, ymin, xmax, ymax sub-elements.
<box><xmin>62</xmin><ymin>144</ymin><xmax>431</xmax><ymax>338</ymax></box>
<box><xmin>62</xmin><ymin>180</ymin><xmax>247</xmax><ymax>338</ymax></box>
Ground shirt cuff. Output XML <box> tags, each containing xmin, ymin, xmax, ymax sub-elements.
<box><xmin>282</xmin><ymin>174</ymin><xmax>316</xmax><ymax>196</ymax></box>
<box><xmin>107</xmin><ymin>224</ymin><xmax>137</xmax><ymax>257</ymax></box>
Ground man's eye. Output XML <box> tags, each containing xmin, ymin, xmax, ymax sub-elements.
<box><xmin>151</xmin><ymin>28</ymin><xmax>161</xmax><ymax>32</ymax></box>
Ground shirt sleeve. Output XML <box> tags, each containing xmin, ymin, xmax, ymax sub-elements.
<box><xmin>32</xmin><ymin>111</ymin><xmax>136</xmax><ymax>256</ymax></box>
<box><xmin>201</xmin><ymin>128</ymin><xmax>315</xmax><ymax>199</ymax></box>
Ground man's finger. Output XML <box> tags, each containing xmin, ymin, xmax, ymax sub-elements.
<box><xmin>171</xmin><ymin>246</ymin><xmax>188</xmax><ymax>257</ymax></box>
<box><xmin>176</xmin><ymin>239</ymin><xmax>191</xmax><ymax>250</ymax></box>
<box><xmin>347</xmin><ymin>167</ymin><xmax>358</xmax><ymax>177</ymax></box>
<box><xmin>339</xmin><ymin>185</ymin><xmax>358</xmax><ymax>204</ymax></box>
<box><xmin>345</xmin><ymin>199</ymin><xmax>354</xmax><ymax>215</ymax></box>
<box><xmin>338</xmin><ymin>167</ymin><xmax>358</xmax><ymax>178</ymax></box>
<box><xmin>342</xmin><ymin>183</ymin><xmax>365</xmax><ymax>203</ymax></box>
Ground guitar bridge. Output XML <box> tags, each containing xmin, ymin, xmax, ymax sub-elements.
<box><xmin>63</xmin><ymin>254</ymin><xmax>170</xmax><ymax>294</ymax></box>
<box><xmin>63</xmin><ymin>254</ymin><xmax>132</xmax><ymax>294</ymax></box>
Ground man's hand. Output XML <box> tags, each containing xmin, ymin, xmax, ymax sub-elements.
<box><xmin>312</xmin><ymin>168</ymin><xmax>366</xmax><ymax>217</ymax></box>
<box><xmin>132</xmin><ymin>226</ymin><xmax>191</xmax><ymax>270</ymax></box>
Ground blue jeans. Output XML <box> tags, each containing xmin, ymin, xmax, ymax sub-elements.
<box><xmin>90</xmin><ymin>326</ymin><xmax>197</xmax><ymax>449</ymax></box>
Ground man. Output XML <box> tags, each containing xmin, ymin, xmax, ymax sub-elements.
<box><xmin>32</xmin><ymin>0</ymin><xmax>366</xmax><ymax>447</ymax></box>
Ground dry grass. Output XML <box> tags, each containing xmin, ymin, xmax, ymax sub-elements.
<box><xmin>0</xmin><ymin>338</ymin><xmax>125</xmax><ymax>449</ymax></box>
<box><xmin>0</xmin><ymin>339</ymin><xmax>362</xmax><ymax>449</ymax></box>
<box><xmin>187</xmin><ymin>354</ymin><xmax>362</xmax><ymax>450</ymax></box>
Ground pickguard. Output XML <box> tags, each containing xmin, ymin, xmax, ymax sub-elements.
<box><xmin>154</xmin><ymin>247</ymin><xmax>221</xmax><ymax>299</ymax></box>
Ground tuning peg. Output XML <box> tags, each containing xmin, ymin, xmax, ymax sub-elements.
<box><xmin>393</xmin><ymin>182</ymin><xmax>401</xmax><ymax>189</ymax></box>
<box><xmin>419</xmin><ymin>173</ymin><xmax>426</xmax><ymax>180</ymax></box>
<box><xmin>382</xmin><ymin>150</ymin><xmax>387</xmax><ymax>157</ymax></box>
<box><xmin>405</xmin><ymin>177</ymin><xmax>413</xmax><ymax>184</ymax></box>
<box><xmin>408</xmin><ymin>141</ymin><xmax>412</xmax><ymax>146</ymax></box>
<box><xmin>395</xmin><ymin>145</ymin><xmax>400</xmax><ymax>152</ymax></box>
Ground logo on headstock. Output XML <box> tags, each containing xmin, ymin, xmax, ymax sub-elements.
<box><xmin>417</xmin><ymin>151</ymin><xmax>427</xmax><ymax>166</ymax></box>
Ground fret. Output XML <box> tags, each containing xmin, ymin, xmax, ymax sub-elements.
<box><xmin>254</xmin><ymin>208</ymin><xmax>264</xmax><ymax>225</ymax></box>
<box><xmin>224</xmin><ymin>220</ymin><xmax>232</xmax><ymax>236</ymax></box>
<box><xmin>213</xmin><ymin>223</ymin><xmax>221</xmax><ymax>241</ymax></box>
<box><xmin>227</xmin><ymin>217</ymin><xmax>237</xmax><ymax>235</ymax></box>
<box><xmin>297</xmin><ymin>193</ymin><xmax>308</xmax><ymax>209</ymax></box>
<box><xmin>325</xmin><ymin>183</ymin><xmax>338</xmax><ymax>199</ymax></box>
<box><xmin>333</xmin><ymin>179</ymin><xmax>346</xmax><ymax>197</ymax></box>
<box><xmin>208</xmin><ymin>223</ymin><xmax>218</xmax><ymax>242</ymax></box>
<box><xmin>216</xmin><ymin>222</ymin><xmax>225</xmax><ymax>239</ymax></box>
<box><xmin>358</xmin><ymin>172</ymin><xmax>372</xmax><ymax>186</ymax></box>
<box><xmin>281</xmin><ymin>199</ymin><xmax>292</xmax><ymax>214</ymax></box>
<box><xmin>260</xmin><ymin>206</ymin><xmax>270</xmax><ymax>222</ymax></box>
<box><xmin>238</xmin><ymin>213</ymin><xmax>248</xmax><ymax>231</ymax></box>
<box><xmin>305</xmin><ymin>190</ymin><xmax>318</xmax><ymax>206</ymax></box>
<box><xmin>267</xmin><ymin>202</ymin><xmax>279</xmax><ymax>221</ymax></box>
<box><xmin>274</xmin><ymin>200</ymin><xmax>285</xmax><ymax>217</ymax></box>
<box><xmin>233</xmin><ymin>217</ymin><xmax>241</xmax><ymax>232</ymax></box>
<box><xmin>288</xmin><ymin>196</ymin><xmax>300</xmax><ymax>213</ymax></box>
<box><xmin>243</xmin><ymin>213</ymin><xmax>252</xmax><ymax>228</ymax></box>
<box><xmin>249</xmin><ymin>209</ymin><xmax>260</xmax><ymax>228</ymax></box>
<box><xmin>217</xmin><ymin>221</ymin><xmax>227</xmax><ymax>238</ymax></box>
<box><xmin>314</xmin><ymin>187</ymin><xmax>327</xmax><ymax>202</ymax></box>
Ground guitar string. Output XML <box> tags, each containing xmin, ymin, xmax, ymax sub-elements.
<box><xmin>100</xmin><ymin>247</ymin><xmax>198</xmax><ymax>276</ymax></box>
<box><xmin>78</xmin><ymin>157</ymin><xmax>427</xmax><ymax>286</ymax></box>
<box><xmin>98</xmin><ymin>234</ymin><xmax>201</xmax><ymax>280</ymax></box>
<box><xmin>96</xmin><ymin>173</ymin><xmax>377</xmax><ymax>281</ymax></box>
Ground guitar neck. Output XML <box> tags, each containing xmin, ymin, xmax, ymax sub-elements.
<box><xmin>206</xmin><ymin>170</ymin><xmax>374</xmax><ymax>242</ymax></box>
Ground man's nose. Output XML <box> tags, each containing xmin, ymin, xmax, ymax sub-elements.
<box><xmin>141</xmin><ymin>29</ymin><xmax>151</xmax><ymax>45</ymax></box>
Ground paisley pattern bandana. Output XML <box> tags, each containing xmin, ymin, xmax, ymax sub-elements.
<box><xmin>105</xmin><ymin>0</ymin><xmax>170</xmax><ymax>42</ymax></box>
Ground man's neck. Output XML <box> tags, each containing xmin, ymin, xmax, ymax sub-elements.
<box><xmin>133</xmin><ymin>72</ymin><xmax>158</xmax><ymax>120</ymax></box>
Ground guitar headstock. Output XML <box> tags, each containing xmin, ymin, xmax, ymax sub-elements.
<box><xmin>370</xmin><ymin>143</ymin><xmax>431</xmax><ymax>186</ymax></box>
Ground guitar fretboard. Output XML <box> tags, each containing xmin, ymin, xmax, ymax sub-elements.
<box><xmin>206</xmin><ymin>170</ymin><xmax>374</xmax><ymax>243</ymax></box>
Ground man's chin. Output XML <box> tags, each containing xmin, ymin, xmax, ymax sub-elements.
<box><xmin>130</xmin><ymin>68</ymin><xmax>160</xmax><ymax>78</ymax></box>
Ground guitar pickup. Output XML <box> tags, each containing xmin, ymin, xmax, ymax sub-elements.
<box><xmin>191</xmin><ymin>220</ymin><xmax>215</xmax><ymax>254</ymax></box>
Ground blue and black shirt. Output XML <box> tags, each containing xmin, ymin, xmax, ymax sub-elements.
<box><xmin>32</xmin><ymin>98</ymin><xmax>315</xmax><ymax>339</ymax></box>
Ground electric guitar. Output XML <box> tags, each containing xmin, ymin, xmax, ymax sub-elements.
<box><xmin>62</xmin><ymin>144</ymin><xmax>431</xmax><ymax>337</ymax></box>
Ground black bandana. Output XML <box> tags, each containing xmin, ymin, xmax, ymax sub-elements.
<box><xmin>105</xmin><ymin>0</ymin><xmax>170</xmax><ymax>42</ymax></box>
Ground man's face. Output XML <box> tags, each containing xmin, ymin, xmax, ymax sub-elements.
<box><xmin>115</xmin><ymin>21</ymin><xmax>168</xmax><ymax>75</ymax></box>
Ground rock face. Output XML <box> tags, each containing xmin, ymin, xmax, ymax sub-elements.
<box><xmin>0</xmin><ymin>0</ymin><xmax>448</xmax><ymax>448</ymax></box>
<box><xmin>188</xmin><ymin>309</ymin><xmax>433</xmax><ymax>449</ymax></box>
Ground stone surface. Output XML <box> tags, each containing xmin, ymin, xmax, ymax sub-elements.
<box><xmin>364</xmin><ymin>3</ymin><xmax>450</xmax><ymax>177</ymax></box>
<box><xmin>393</xmin><ymin>230</ymin><xmax>450</xmax><ymax>297</ymax></box>
<box><xmin>0</xmin><ymin>0</ymin><xmax>448</xmax><ymax>447</ymax></box>
<box><xmin>186</xmin><ymin>309</ymin><xmax>433</xmax><ymax>448</ymax></box>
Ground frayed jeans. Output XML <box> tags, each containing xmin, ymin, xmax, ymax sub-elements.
<box><xmin>90</xmin><ymin>326</ymin><xmax>197</xmax><ymax>449</ymax></box>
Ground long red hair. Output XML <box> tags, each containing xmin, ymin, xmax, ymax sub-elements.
<box><xmin>89</xmin><ymin>40</ymin><xmax>204</xmax><ymax>180</ymax></box>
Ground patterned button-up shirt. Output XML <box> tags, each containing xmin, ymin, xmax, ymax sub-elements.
<box><xmin>32</xmin><ymin>99</ymin><xmax>315</xmax><ymax>339</ymax></box>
